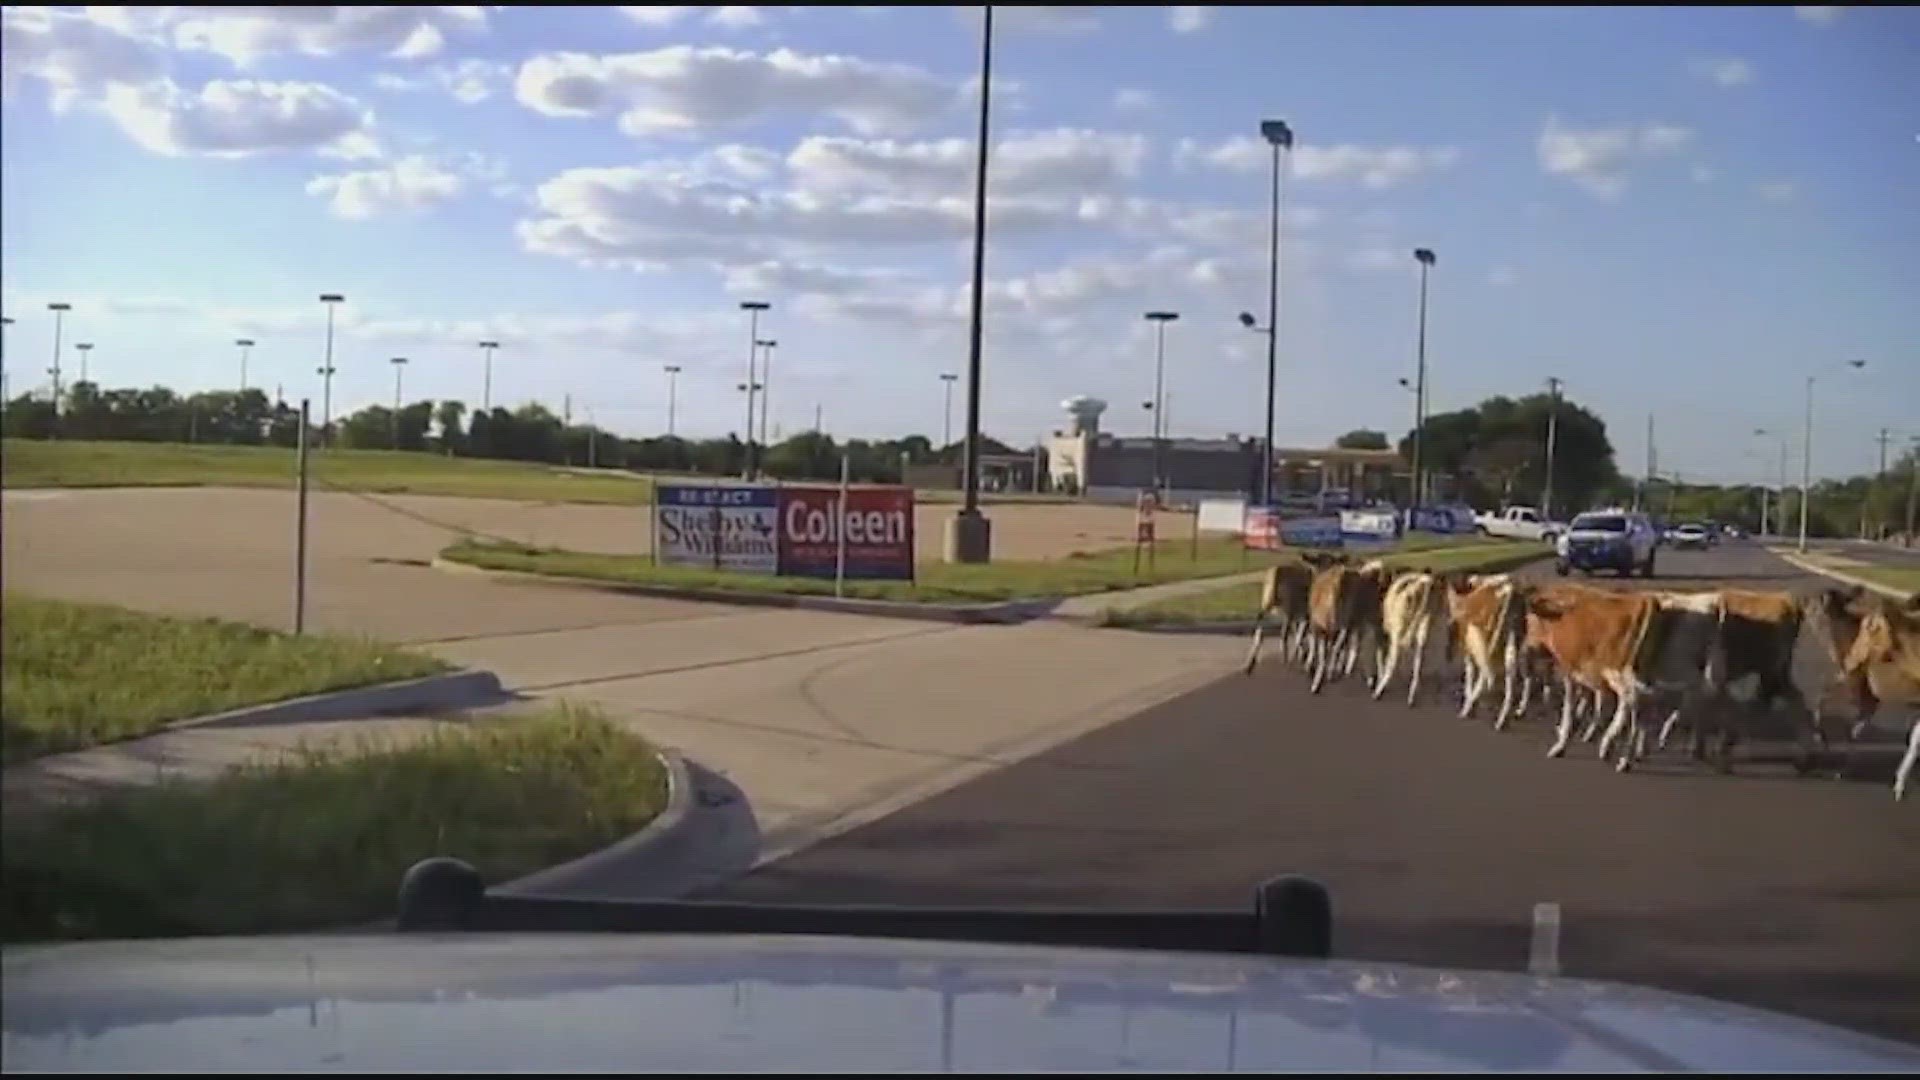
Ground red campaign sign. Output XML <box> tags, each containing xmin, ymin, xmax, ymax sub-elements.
<box><xmin>776</xmin><ymin>486</ymin><xmax>916</xmax><ymax>580</ymax></box>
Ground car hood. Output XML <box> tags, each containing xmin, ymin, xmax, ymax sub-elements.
<box><xmin>6</xmin><ymin>934</ymin><xmax>1918</xmax><ymax>1073</ymax></box>
<box><xmin>1565</xmin><ymin>530</ymin><xmax>1629</xmax><ymax>543</ymax></box>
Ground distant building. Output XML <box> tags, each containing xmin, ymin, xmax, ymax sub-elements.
<box><xmin>1043</xmin><ymin>395</ymin><xmax>1418</xmax><ymax>506</ymax></box>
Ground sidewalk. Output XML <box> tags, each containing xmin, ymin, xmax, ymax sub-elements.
<box><xmin>1048</xmin><ymin>569</ymin><xmax>1269</xmax><ymax>618</ymax></box>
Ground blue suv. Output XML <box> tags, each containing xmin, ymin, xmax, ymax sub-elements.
<box><xmin>1555</xmin><ymin>509</ymin><xmax>1658</xmax><ymax>578</ymax></box>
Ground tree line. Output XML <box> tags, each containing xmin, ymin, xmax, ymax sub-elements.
<box><xmin>0</xmin><ymin>381</ymin><xmax>1019</xmax><ymax>485</ymax></box>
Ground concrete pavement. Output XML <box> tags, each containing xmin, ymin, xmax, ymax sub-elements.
<box><xmin>710</xmin><ymin>541</ymin><xmax>1920</xmax><ymax>1046</ymax></box>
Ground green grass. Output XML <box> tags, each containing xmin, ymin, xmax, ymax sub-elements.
<box><xmin>1096</xmin><ymin>541</ymin><xmax>1551</xmax><ymax>628</ymax></box>
<box><xmin>1</xmin><ymin>439</ymin><xmax>660</xmax><ymax>505</ymax></box>
<box><xmin>442</xmin><ymin>534</ymin><xmax>1295</xmax><ymax>605</ymax></box>
<box><xmin>1</xmin><ymin>593</ymin><xmax>449</xmax><ymax>765</ymax></box>
<box><xmin>0</xmin><ymin>438</ymin><xmax>1079</xmax><ymax>506</ymax></box>
<box><xmin>1</xmin><ymin>704</ymin><xmax>666</xmax><ymax>942</ymax></box>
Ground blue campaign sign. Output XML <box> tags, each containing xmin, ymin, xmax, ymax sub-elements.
<box><xmin>1279</xmin><ymin>515</ymin><xmax>1346</xmax><ymax>549</ymax></box>
<box><xmin>658</xmin><ymin>484</ymin><xmax>778</xmax><ymax>508</ymax></box>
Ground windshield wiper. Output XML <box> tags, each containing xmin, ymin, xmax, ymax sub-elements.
<box><xmin>394</xmin><ymin>858</ymin><xmax>1334</xmax><ymax>960</ymax></box>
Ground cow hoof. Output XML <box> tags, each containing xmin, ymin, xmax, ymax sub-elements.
<box><xmin>1546</xmin><ymin>743</ymin><xmax>1568</xmax><ymax>759</ymax></box>
<box><xmin>1615</xmin><ymin>758</ymin><xmax>1635</xmax><ymax>774</ymax></box>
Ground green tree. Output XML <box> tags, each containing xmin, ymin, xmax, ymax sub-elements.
<box><xmin>1336</xmin><ymin>429</ymin><xmax>1389</xmax><ymax>450</ymax></box>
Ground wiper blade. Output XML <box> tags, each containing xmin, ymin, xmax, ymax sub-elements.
<box><xmin>394</xmin><ymin>858</ymin><xmax>1334</xmax><ymax>960</ymax></box>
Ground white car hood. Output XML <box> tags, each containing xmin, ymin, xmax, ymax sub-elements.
<box><xmin>5</xmin><ymin>933</ymin><xmax>1918</xmax><ymax>1073</ymax></box>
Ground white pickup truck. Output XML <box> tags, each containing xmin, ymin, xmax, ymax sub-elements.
<box><xmin>1475</xmin><ymin>505</ymin><xmax>1564</xmax><ymax>543</ymax></box>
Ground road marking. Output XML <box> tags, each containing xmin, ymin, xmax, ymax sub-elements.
<box><xmin>1530</xmin><ymin>901</ymin><xmax>1562</xmax><ymax>977</ymax></box>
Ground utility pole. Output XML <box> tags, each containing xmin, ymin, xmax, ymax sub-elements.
<box><xmin>1904</xmin><ymin>435</ymin><xmax>1918</xmax><ymax>548</ymax></box>
<box><xmin>1640</xmin><ymin>412</ymin><xmax>1655</xmax><ymax>512</ymax></box>
<box><xmin>1542</xmin><ymin>376</ymin><xmax>1563</xmax><ymax>520</ymax></box>
<box><xmin>1869</xmin><ymin>427</ymin><xmax>1892</xmax><ymax>539</ymax></box>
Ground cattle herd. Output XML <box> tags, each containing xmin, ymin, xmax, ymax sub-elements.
<box><xmin>1242</xmin><ymin>554</ymin><xmax>1920</xmax><ymax>802</ymax></box>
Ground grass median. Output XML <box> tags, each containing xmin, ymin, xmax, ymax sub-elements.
<box><xmin>1096</xmin><ymin>540</ymin><xmax>1550</xmax><ymax>628</ymax></box>
<box><xmin>1</xmin><ymin>704</ymin><xmax>666</xmax><ymax>942</ymax></box>
<box><xmin>1</xmin><ymin>593</ymin><xmax>449</xmax><ymax>765</ymax></box>
<box><xmin>1778</xmin><ymin>549</ymin><xmax>1920</xmax><ymax>597</ymax></box>
<box><xmin>440</xmin><ymin>533</ymin><xmax>1298</xmax><ymax>605</ymax></box>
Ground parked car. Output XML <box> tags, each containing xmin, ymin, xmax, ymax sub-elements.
<box><xmin>1556</xmin><ymin>509</ymin><xmax>1659</xmax><ymax>577</ymax></box>
<box><xmin>1475</xmin><ymin>505</ymin><xmax>1564</xmax><ymax>543</ymax></box>
<box><xmin>1669</xmin><ymin>523</ymin><xmax>1712</xmax><ymax>550</ymax></box>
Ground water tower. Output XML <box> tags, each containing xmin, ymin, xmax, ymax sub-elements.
<box><xmin>1061</xmin><ymin>395</ymin><xmax>1107</xmax><ymax>437</ymax></box>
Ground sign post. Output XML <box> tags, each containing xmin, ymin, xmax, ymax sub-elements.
<box><xmin>1133</xmin><ymin>489</ymin><xmax>1158</xmax><ymax>577</ymax></box>
<box><xmin>293</xmin><ymin>399</ymin><xmax>311</xmax><ymax>635</ymax></box>
<box><xmin>835</xmin><ymin>454</ymin><xmax>851</xmax><ymax>598</ymax></box>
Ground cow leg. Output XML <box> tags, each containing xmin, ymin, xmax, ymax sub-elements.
<box><xmin>1597</xmin><ymin>684</ymin><xmax>1638</xmax><ymax>768</ymax></box>
<box><xmin>1242</xmin><ymin>608</ymin><xmax>1269</xmax><ymax>675</ymax></box>
<box><xmin>1657</xmin><ymin>707</ymin><xmax>1685</xmax><ymax>750</ymax></box>
<box><xmin>1406</xmin><ymin>620</ymin><xmax>1431</xmax><ymax>708</ymax></box>
<box><xmin>1308</xmin><ymin>631</ymin><xmax>1331</xmax><ymax>694</ymax></box>
<box><xmin>1459</xmin><ymin>652</ymin><xmax>1486</xmax><ymax>720</ymax></box>
<box><xmin>1372</xmin><ymin>630</ymin><xmax>1403</xmax><ymax>700</ymax></box>
<box><xmin>1548</xmin><ymin>674</ymin><xmax>1578</xmax><ymax>758</ymax></box>
<box><xmin>1894</xmin><ymin>718</ymin><xmax>1919</xmax><ymax>802</ymax></box>
<box><xmin>1493</xmin><ymin>640</ymin><xmax>1521</xmax><ymax>731</ymax></box>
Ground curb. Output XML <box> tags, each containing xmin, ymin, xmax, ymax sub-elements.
<box><xmin>165</xmin><ymin>668</ymin><xmax>509</xmax><ymax>733</ymax></box>
<box><xmin>1770</xmin><ymin>549</ymin><xmax>1915</xmax><ymax>602</ymax></box>
<box><xmin>432</xmin><ymin>556</ymin><xmax>1054</xmax><ymax>625</ymax></box>
<box><xmin>490</xmin><ymin>748</ymin><xmax>697</xmax><ymax>897</ymax></box>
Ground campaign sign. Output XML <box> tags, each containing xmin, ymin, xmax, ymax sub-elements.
<box><xmin>1279</xmin><ymin>514</ymin><xmax>1347</xmax><ymax>549</ymax></box>
<box><xmin>1243</xmin><ymin>506</ymin><xmax>1283</xmax><ymax>551</ymax></box>
<box><xmin>777</xmin><ymin>486</ymin><xmax>916</xmax><ymax>580</ymax></box>
<box><xmin>655</xmin><ymin>485</ymin><xmax>778</xmax><ymax>574</ymax></box>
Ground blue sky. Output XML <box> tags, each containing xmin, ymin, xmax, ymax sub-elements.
<box><xmin>2</xmin><ymin>4</ymin><xmax>1915</xmax><ymax>483</ymax></box>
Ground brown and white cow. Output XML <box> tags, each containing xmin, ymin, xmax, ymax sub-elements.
<box><xmin>1653</xmin><ymin>588</ymin><xmax>1821</xmax><ymax>770</ymax></box>
<box><xmin>1243</xmin><ymin>559</ymin><xmax>1317</xmax><ymax>675</ymax></box>
<box><xmin>1524</xmin><ymin>587</ymin><xmax>1728</xmax><ymax>771</ymax></box>
<box><xmin>1304</xmin><ymin>557</ymin><xmax>1397</xmax><ymax>694</ymax></box>
<box><xmin>1443</xmin><ymin>573</ymin><xmax>1533</xmax><ymax>728</ymax></box>
<box><xmin>1372</xmin><ymin>568</ymin><xmax>1451</xmax><ymax>706</ymax></box>
<box><xmin>1832</xmin><ymin>603</ymin><xmax>1920</xmax><ymax>801</ymax></box>
<box><xmin>1809</xmin><ymin>587</ymin><xmax>1920</xmax><ymax>743</ymax></box>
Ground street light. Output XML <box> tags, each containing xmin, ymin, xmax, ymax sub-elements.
<box><xmin>47</xmin><ymin>302</ymin><xmax>70</xmax><ymax>422</ymax></box>
<box><xmin>1144</xmin><ymin>310</ymin><xmax>1179</xmax><ymax>498</ymax></box>
<box><xmin>1256</xmin><ymin>116</ymin><xmax>1294</xmax><ymax>508</ymax></box>
<box><xmin>756</xmin><ymin>338</ymin><xmax>777</xmax><ymax>453</ymax></box>
<box><xmin>947</xmin><ymin>2</ymin><xmax>995</xmax><ymax>564</ymax></box>
<box><xmin>235</xmin><ymin>339</ymin><xmax>255</xmax><ymax>393</ymax></box>
<box><xmin>1409</xmin><ymin>247</ymin><xmax>1436</xmax><ymax>512</ymax></box>
<box><xmin>74</xmin><ymin>342</ymin><xmax>93</xmax><ymax>385</ymax></box>
<box><xmin>738</xmin><ymin>301</ymin><xmax>770</xmax><ymax>478</ymax></box>
<box><xmin>1799</xmin><ymin>359</ymin><xmax>1868</xmax><ymax>552</ymax></box>
<box><xmin>0</xmin><ymin>315</ymin><xmax>12</xmax><ymax>405</ymax></box>
<box><xmin>939</xmin><ymin>372</ymin><xmax>959</xmax><ymax>449</ymax></box>
<box><xmin>1753</xmin><ymin>427</ymin><xmax>1789</xmax><ymax>537</ymax></box>
<box><xmin>390</xmin><ymin>356</ymin><xmax>408</xmax><ymax>448</ymax></box>
<box><xmin>1542</xmin><ymin>376</ymin><xmax>1564</xmax><ymax>521</ymax></box>
<box><xmin>663</xmin><ymin>364</ymin><xmax>682</xmax><ymax>437</ymax></box>
<box><xmin>318</xmin><ymin>294</ymin><xmax>344</xmax><ymax>447</ymax></box>
<box><xmin>477</xmin><ymin>340</ymin><xmax>499</xmax><ymax>413</ymax></box>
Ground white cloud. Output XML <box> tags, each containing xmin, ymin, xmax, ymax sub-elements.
<box><xmin>787</xmin><ymin>129</ymin><xmax>1148</xmax><ymax>201</ymax></box>
<box><xmin>306</xmin><ymin>154</ymin><xmax>467</xmax><ymax>219</ymax></box>
<box><xmin>514</xmin><ymin>46</ymin><xmax>953</xmax><ymax>137</ymax></box>
<box><xmin>1793</xmin><ymin>6</ymin><xmax>1845</xmax><ymax>25</ymax></box>
<box><xmin>98</xmin><ymin>78</ymin><xmax>376</xmax><ymax>159</ymax></box>
<box><xmin>1687</xmin><ymin>57</ymin><xmax>1755</xmax><ymax>87</ymax></box>
<box><xmin>1175</xmin><ymin>137</ymin><xmax>1463</xmax><ymax>190</ymax></box>
<box><xmin>1</xmin><ymin>5</ymin><xmax>164</xmax><ymax>109</ymax></box>
<box><xmin>1168</xmin><ymin>7</ymin><xmax>1214</xmax><ymax>33</ymax></box>
<box><xmin>434</xmin><ymin>57</ymin><xmax>512</xmax><ymax>104</ymax></box>
<box><xmin>1691</xmin><ymin>164</ymin><xmax>1715</xmax><ymax>185</ymax></box>
<box><xmin>1755</xmin><ymin>179</ymin><xmax>1799</xmax><ymax>201</ymax></box>
<box><xmin>1113</xmin><ymin>88</ymin><xmax>1155</xmax><ymax>111</ymax></box>
<box><xmin>618</xmin><ymin>7</ymin><xmax>698</xmax><ymax>26</ymax></box>
<box><xmin>103</xmin><ymin>6</ymin><xmax>491</xmax><ymax>68</ymax></box>
<box><xmin>710</xmin><ymin>7</ymin><xmax>765</xmax><ymax>29</ymax></box>
<box><xmin>617</xmin><ymin>6</ymin><xmax>774</xmax><ymax>29</ymax></box>
<box><xmin>1536</xmin><ymin>116</ymin><xmax>1693</xmax><ymax>199</ymax></box>
<box><xmin>1487</xmin><ymin>267</ymin><xmax>1518</xmax><ymax>287</ymax></box>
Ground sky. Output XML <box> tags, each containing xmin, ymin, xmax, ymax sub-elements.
<box><xmin>2</xmin><ymin>4</ymin><xmax>1915</xmax><ymax>484</ymax></box>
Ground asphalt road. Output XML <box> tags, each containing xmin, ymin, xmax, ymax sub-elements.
<box><xmin>710</xmin><ymin>540</ymin><xmax>1920</xmax><ymax>1045</ymax></box>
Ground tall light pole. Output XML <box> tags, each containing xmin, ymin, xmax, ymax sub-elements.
<box><xmin>939</xmin><ymin>372</ymin><xmax>958</xmax><ymax>449</ymax></box>
<box><xmin>1542</xmin><ymin>376</ymin><xmax>1563</xmax><ymax>521</ymax></box>
<box><xmin>0</xmin><ymin>315</ymin><xmax>12</xmax><ymax>405</ymax></box>
<box><xmin>738</xmin><ymin>301</ymin><xmax>769</xmax><ymax>479</ymax></box>
<box><xmin>477</xmin><ymin>340</ymin><xmax>499</xmax><ymax>413</ymax></box>
<box><xmin>947</xmin><ymin>2</ymin><xmax>995</xmax><ymax>564</ymax></box>
<box><xmin>318</xmin><ymin>293</ymin><xmax>344</xmax><ymax>447</ymax></box>
<box><xmin>74</xmin><ymin>342</ymin><xmax>93</xmax><ymax>385</ymax></box>
<box><xmin>1257</xmin><ymin>117</ymin><xmax>1294</xmax><ymax>508</ymax></box>
<box><xmin>235</xmin><ymin>339</ymin><xmax>255</xmax><ymax>393</ymax></box>
<box><xmin>1144</xmin><ymin>310</ymin><xmax>1178</xmax><ymax>498</ymax></box>
<box><xmin>389</xmin><ymin>356</ymin><xmax>408</xmax><ymax>448</ymax></box>
<box><xmin>663</xmin><ymin>364</ymin><xmax>682</xmax><ymax>437</ymax></box>
<box><xmin>1409</xmin><ymin>248</ymin><xmax>1436</xmax><ymax>511</ymax></box>
<box><xmin>1904</xmin><ymin>434</ymin><xmax>1919</xmax><ymax>549</ymax></box>
<box><xmin>47</xmin><ymin>302</ymin><xmax>70</xmax><ymax>423</ymax></box>
<box><xmin>756</xmin><ymin>338</ymin><xmax>777</xmax><ymax>453</ymax></box>
<box><xmin>1753</xmin><ymin>428</ymin><xmax>1788</xmax><ymax>537</ymax></box>
<box><xmin>1799</xmin><ymin>360</ymin><xmax>1868</xmax><ymax>552</ymax></box>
